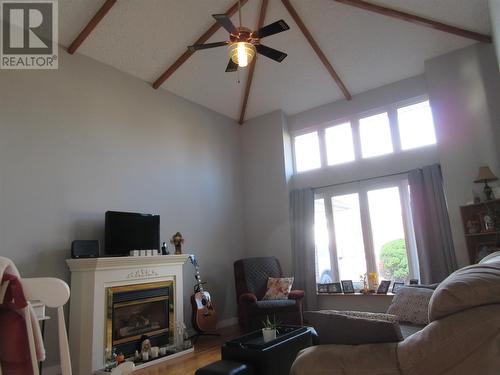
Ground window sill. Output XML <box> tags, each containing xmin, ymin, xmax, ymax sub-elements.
<box><xmin>317</xmin><ymin>292</ymin><xmax>395</xmax><ymax>297</ymax></box>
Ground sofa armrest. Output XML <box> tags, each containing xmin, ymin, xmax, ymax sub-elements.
<box><xmin>288</xmin><ymin>290</ymin><xmax>305</xmax><ymax>300</ymax></box>
<box><xmin>239</xmin><ymin>293</ymin><xmax>258</xmax><ymax>304</ymax></box>
<box><xmin>291</xmin><ymin>343</ymin><xmax>400</xmax><ymax>375</ymax></box>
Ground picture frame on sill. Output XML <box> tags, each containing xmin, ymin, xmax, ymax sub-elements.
<box><xmin>327</xmin><ymin>282</ymin><xmax>342</xmax><ymax>294</ymax></box>
<box><xmin>317</xmin><ymin>283</ymin><xmax>328</xmax><ymax>294</ymax></box>
<box><xmin>341</xmin><ymin>280</ymin><xmax>355</xmax><ymax>294</ymax></box>
<box><xmin>392</xmin><ymin>282</ymin><xmax>405</xmax><ymax>294</ymax></box>
<box><xmin>377</xmin><ymin>280</ymin><xmax>391</xmax><ymax>294</ymax></box>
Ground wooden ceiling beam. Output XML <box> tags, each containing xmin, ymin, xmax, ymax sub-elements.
<box><xmin>152</xmin><ymin>0</ymin><xmax>249</xmax><ymax>89</ymax></box>
<box><xmin>334</xmin><ymin>0</ymin><xmax>492</xmax><ymax>44</ymax></box>
<box><xmin>239</xmin><ymin>0</ymin><xmax>269</xmax><ymax>125</ymax></box>
<box><xmin>67</xmin><ymin>0</ymin><xmax>117</xmax><ymax>54</ymax></box>
<box><xmin>281</xmin><ymin>0</ymin><xmax>351</xmax><ymax>100</ymax></box>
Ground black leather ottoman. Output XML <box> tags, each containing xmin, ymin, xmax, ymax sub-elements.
<box><xmin>195</xmin><ymin>360</ymin><xmax>253</xmax><ymax>375</ymax></box>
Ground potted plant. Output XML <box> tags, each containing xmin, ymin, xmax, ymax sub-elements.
<box><xmin>262</xmin><ymin>315</ymin><xmax>279</xmax><ymax>342</ymax></box>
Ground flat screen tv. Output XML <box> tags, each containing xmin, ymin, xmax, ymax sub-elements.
<box><xmin>105</xmin><ymin>211</ymin><xmax>160</xmax><ymax>256</ymax></box>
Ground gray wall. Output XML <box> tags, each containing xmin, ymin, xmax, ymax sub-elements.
<box><xmin>240</xmin><ymin>110</ymin><xmax>293</xmax><ymax>274</ymax></box>
<box><xmin>0</xmin><ymin>48</ymin><xmax>244</xmax><ymax>367</ymax></box>
<box><xmin>425</xmin><ymin>43</ymin><xmax>500</xmax><ymax>267</ymax></box>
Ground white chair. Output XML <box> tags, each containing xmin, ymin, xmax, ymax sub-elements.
<box><xmin>21</xmin><ymin>277</ymin><xmax>72</xmax><ymax>375</ymax></box>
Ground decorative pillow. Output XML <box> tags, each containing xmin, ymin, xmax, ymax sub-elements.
<box><xmin>386</xmin><ymin>286</ymin><xmax>433</xmax><ymax>325</ymax></box>
<box><xmin>304</xmin><ymin>310</ymin><xmax>403</xmax><ymax>345</ymax></box>
<box><xmin>262</xmin><ymin>277</ymin><xmax>294</xmax><ymax>300</ymax></box>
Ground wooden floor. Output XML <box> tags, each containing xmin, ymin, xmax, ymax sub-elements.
<box><xmin>134</xmin><ymin>325</ymin><xmax>242</xmax><ymax>375</ymax></box>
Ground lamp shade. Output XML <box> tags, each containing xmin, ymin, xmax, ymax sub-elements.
<box><xmin>474</xmin><ymin>166</ymin><xmax>498</xmax><ymax>183</ymax></box>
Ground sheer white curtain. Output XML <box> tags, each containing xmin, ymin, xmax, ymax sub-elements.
<box><xmin>408</xmin><ymin>164</ymin><xmax>458</xmax><ymax>283</ymax></box>
<box><xmin>290</xmin><ymin>188</ymin><xmax>317</xmax><ymax>310</ymax></box>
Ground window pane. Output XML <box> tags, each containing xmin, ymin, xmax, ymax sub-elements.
<box><xmin>397</xmin><ymin>101</ymin><xmax>437</xmax><ymax>150</ymax></box>
<box><xmin>325</xmin><ymin>123</ymin><xmax>355</xmax><ymax>166</ymax></box>
<box><xmin>332</xmin><ymin>193</ymin><xmax>367</xmax><ymax>281</ymax></box>
<box><xmin>367</xmin><ymin>187</ymin><xmax>409</xmax><ymax>282</ymax></box>
<box><xmin>294</xmin><ymin>132</ymin><xmax>321</xmax><ymax>172</ymax></box>
<box><xmin>314</xmin><ymin>198</ymin><xmax>332</xmax><ymax>283</ymax></box>
<box><xmin>359</xmin><ymin>112</ymin><xmax>393</xmax><ymax>158</ymax></box>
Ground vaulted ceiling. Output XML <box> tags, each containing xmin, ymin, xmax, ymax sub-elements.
<box><xmin>59</xmin><ymin>0</ymin><xmax>492</xmax><ymax>123</ymax></box>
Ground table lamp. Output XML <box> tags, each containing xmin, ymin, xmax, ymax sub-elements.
<box><xmin>474</xmin><ymin>166</ymin><xmax>498</xmax><ymax>201</ymax></box>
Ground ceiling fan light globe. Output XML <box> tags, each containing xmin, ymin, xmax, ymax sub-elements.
<box><xmin>228</xmin><ymin>42</ymin><xmax>256</xmax><ymax>68</ymax></box>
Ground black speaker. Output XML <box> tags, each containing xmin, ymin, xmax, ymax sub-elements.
<box><xmin>71</xmin><ymin>240</ymin><xmax>99</xmax><ymax>258</ymax></box>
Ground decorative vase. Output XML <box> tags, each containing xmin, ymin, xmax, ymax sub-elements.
<box><xmin>262</xmin><ymin>328</ymin><xmax>277</xmax><ymax>342</ymax></box>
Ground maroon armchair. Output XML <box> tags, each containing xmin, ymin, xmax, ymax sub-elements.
<box><xmin>234</xmin><ymin>256</ymin><xmax>304</xmax><ymax>332</ymax></box>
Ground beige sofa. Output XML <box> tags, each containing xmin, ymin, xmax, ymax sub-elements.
<box><xmin>291</xmin><ymin>253</ymin><xmax>500</xmax><ymax>375</ymax></box>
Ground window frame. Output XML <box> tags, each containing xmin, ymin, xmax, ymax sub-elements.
<box><xmin>314</xmin><ymin>174</ymin><xmax>420</xmax><ymax>284</ymax></box>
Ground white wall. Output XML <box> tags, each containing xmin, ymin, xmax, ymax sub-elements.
<box><xmin>240</xmin><ymin>110</ymin><xmax>293</xmax><ymax>274</ymax></box>
<box><xmin>0</xmin><ymin>48</ymin><xmax>244</xmax><ymax>367</ymax></box>
<box><xmin>425</xmin><ymin>43</ymin><xmax>500</xmax><ymax>267</ymax></box>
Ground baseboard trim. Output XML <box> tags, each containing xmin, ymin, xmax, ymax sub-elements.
<box><xmin>217</xmin><ymin>317</ymin><xmax>238</xmax><ymax>329</ymax></box>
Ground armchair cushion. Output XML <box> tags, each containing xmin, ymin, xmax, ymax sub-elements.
<box><xmin>255</xmin><ymin>299</ymin><xmax>296</xmax><ymax>309</ymax></box>
<box><xmin>429</xmin><ymin>261</ymin><xmax>500</xmax><ymax>322</ymax></box>
<box><xmin>304</xmin><ymin>310</ymin><xmax>403</xmax><ymax>345</ymax></box>
<box><xmin>239</xmin><ymin>293</ymin><xmax>257</xmax><ymax>304</ymax></box>
<box><xmin>288</xmin><ymin>290</ymin><xmax>305</xmax><ymax>300</ymax></box>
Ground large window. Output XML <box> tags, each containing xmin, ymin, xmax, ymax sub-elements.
<box><xmin>294</xmin><ymin>131</ymin><xmax>321</xmax><ymax>172</ymax></box>
<box><xmin>359</xmin><ymin>112</ymin><xmax>393</xmax><ymax>158</ymax></box>
<box><xmin>314</xmin><ymin>176</ymin><xmax>419</xmax><ymax>286</ymax></box>
<box><xmin>293</xmin><ymin>99</ymin><xmax>437</xmax><ymax>174</ymax></box>
<box><xmin>325</xmin><ymin>123</ymin><xmax>355</xmax><ymax>165</ymax></box>
<box><xmin>397</xmin><ymin>101</ymin><xmax>436</xmax><ymax>150</ymax></box>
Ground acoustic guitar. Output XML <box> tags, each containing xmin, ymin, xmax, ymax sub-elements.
<box><xmin>189</xmin><ymin>255</ymin><xmax>217</xmax><ymax>332</ymax></box>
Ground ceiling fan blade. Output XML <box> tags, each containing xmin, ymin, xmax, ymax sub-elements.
<box><xmin>212</xmin><ymin>14</ymin><xmax>238</xmax><ymax>35</ymax></box>
<box><xmin>253</xmin><ymin>20</ymin><xmax>290</xmax><ymax>39</ymax></box>
<box><xmin>225</xmin><ymin>59</ymin><xmax>238</xmax><ymax>73</ymax></box>
<box><xmin>256</xmin><ymin>44</ymin><xmax>287</xmax><ymax>63</ymax></box>
<box><xmin>188</xmin><ymin>41</ymin><xmax>229</xmax><ymax>52</ymax></box>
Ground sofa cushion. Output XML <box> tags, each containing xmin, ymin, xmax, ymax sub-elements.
<box><xmin>303</xmin><ymin>310</ymin><xmax>403</xmax><ymax>345</ymax></box>
<box><xmin>263</xmin><ymin>277</ymin><xmax>294</xmax><ymax>300</ymax></box>
<box><xmin>399</xmin><ymin>323</ymin><xmax>425</xmax><ymax>339</ymax></box>
<box><xmin>429</xmin><ymin>261</ymin><xmax>500</xmax><ymax>322</ymax></box>
<box><xmin>386</xmin><ymin>287</ymin><xmax>433</xmax><ymax>325</ymax></box>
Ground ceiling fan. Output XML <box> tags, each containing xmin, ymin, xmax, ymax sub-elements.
<box><xmin>188</xmin><ymin>1</ymin><xmax>290</xmax><ymax>72</ymax></box>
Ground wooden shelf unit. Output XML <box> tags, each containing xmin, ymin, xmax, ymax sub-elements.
<box><xmin>460</xmin><ymin>199</ymin><xmax>500</xmax><ymax>263</ymax></box>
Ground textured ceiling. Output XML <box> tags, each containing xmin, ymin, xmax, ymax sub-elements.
<box><xmin>59</xmin><ymin>0</ymin><xmax>492</xmax><ymax>122</ymax></box>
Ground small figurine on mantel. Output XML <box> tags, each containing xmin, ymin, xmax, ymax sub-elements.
<box><xmin>170</xmin><ymin>232</ymin><xmax>184</xmax><ymax>255</ymax></box>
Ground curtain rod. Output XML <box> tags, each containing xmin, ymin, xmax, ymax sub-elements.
<box><xmin>312</xmin><ymin>169</ymin><xmax>414</xmax><ymax>191</ymax></box>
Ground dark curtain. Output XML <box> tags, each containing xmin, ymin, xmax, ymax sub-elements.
<box><xmin>290</xmin><ymin>188</ymin><xmax>317</xmax><ymax>310</ymax></box>
<box><xmin>408</xmin><ymin>164</ymin><xmax>458</xmax><ymax>283</ymax></box>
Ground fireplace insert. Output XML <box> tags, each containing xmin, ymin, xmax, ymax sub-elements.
<box><xmin>106</xmin><ymin>281</ymin><xmax>174</xmax><ymax>356</ymax></box>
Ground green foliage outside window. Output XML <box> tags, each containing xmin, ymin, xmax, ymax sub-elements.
<box><xmin>379</xmin><ymin>239</ymin><xmax>409</xmax><ymax>281</ymax></box>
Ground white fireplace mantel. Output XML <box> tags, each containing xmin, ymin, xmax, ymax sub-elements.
<box><xmin>66</xmin><ymin>255</ymin><xmax>190</xmax><ymax>374</ymax></box>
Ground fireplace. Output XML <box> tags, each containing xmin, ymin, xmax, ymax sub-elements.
<box><xmin>67</xmin><ymin>255</ymin><xmax>190</xmax><ymax>373</ymax></box>
<box><xmin>106</xmin><ymin>281</ymin><xmax>174</xmax><ymax>357</ymax></box>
